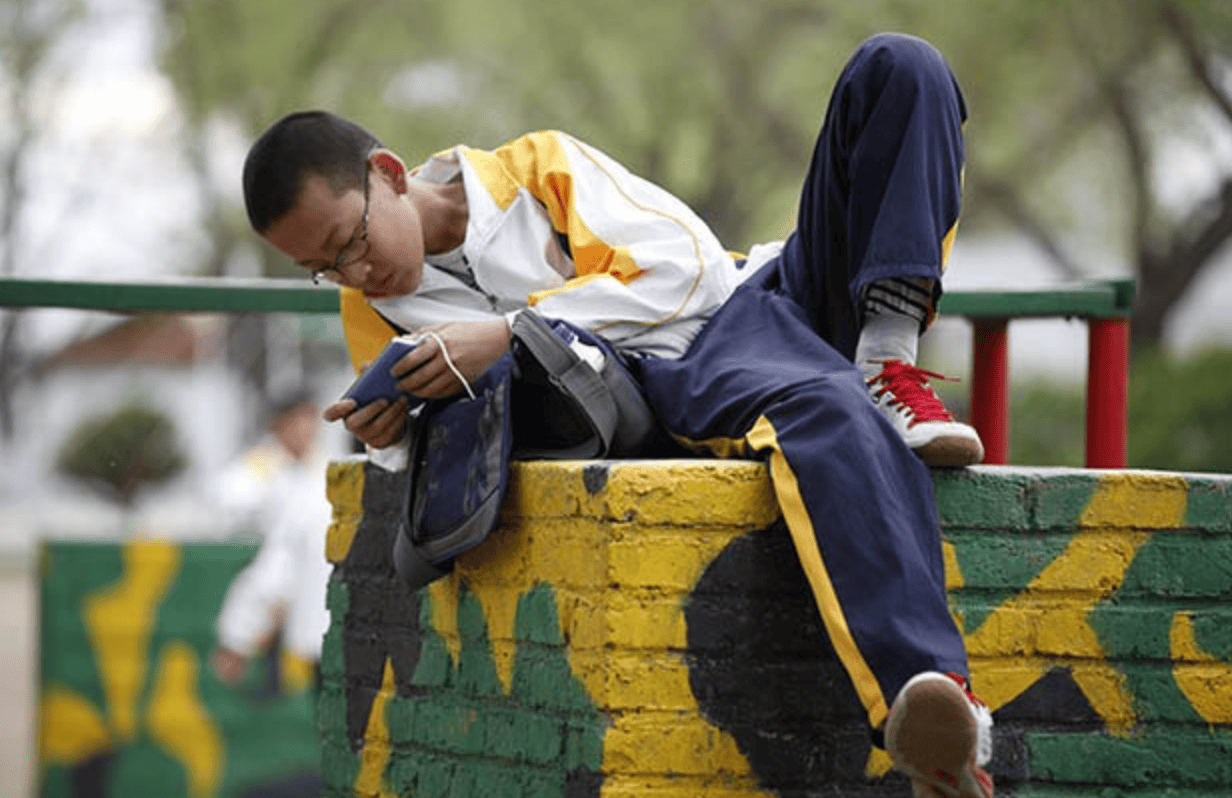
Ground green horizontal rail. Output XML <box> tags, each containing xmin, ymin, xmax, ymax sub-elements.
<box><xmin>0</xmin><ymin>276</ymin><xmax>340</xmax><ymax>314</ymax></box>
<box><xmin>0</xmin><ymin>276</ymin><xmax>1135</xmax><ymax>318</ymax></box>
<box><xmin>937</xmin><ymin>278</ymin><xmax>1135</xmax><ymax>319</ymax></box>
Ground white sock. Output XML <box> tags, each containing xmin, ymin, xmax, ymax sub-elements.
<box><xmin>855</xmin><ymin>277</ymin><xmax>934</xmax><ymax>381</ymax></box>
<box><xmin>856</xmin><ymin>310</ymin><xmax>920</xmax><ymax>380</ymax></box>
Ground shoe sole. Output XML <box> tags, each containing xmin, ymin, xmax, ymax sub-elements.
<box><xmin>914</xmin><ymin>435</ymin><xmax>984</xmax><ymax>468</ymax></box>
<box><xmin>886</xmin><ymin>675</ymin><xmax>989</xmax><ymax>798</ymax></box>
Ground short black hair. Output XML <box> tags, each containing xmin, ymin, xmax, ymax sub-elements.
<box><xmin>242</xmin><ymin>110</ymin><xmax>383</xmax><ymax>233</ymax></box>
<box><xmin>269</xmin><ymin>387</ymin><xmax>317</xmax><ymax>422</ymax></box>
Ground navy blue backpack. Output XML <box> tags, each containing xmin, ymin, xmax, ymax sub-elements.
<box><xmin>392</xmin><ymin>310</ymin><xmax>667</xmax><ymax>591</ymax></box>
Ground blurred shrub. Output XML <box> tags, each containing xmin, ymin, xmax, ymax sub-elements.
<box><xmin>1127</xmin><ymin>347</ymin><xmax>1232</xmax><ymax>474</ymax></box>
<box><xmin>1005</xmin><ymin>347</ymin><xmax>1232</xmax><ymax>473</ymax></box>
<box><xmin>57</xmin><ymin>403</ymin><xmax>186</xmax><ymax>506</ymax></box>
<box><xmin>1009</xmin><ymin>381</ymin><xmax>1086</xmax><ymax>467</ymax></box>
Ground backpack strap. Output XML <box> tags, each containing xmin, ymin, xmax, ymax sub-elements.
<box><xmin>510</xmin><ymin>312</ymin><xmax>621</xmax><ymax>459</ymax></box>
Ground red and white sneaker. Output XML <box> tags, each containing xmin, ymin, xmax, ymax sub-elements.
<box><xmin>866</xmin><ymin>360</ymin><xmax>984</xmax><ymax>467</ymax></box>
<box><xmin>885</xmin><ymin>672</ymin><xmax>995</xmax><ymax>798</ymax></box>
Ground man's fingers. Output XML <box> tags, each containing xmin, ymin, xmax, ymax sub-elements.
<box><xmin>341</xmin><ymin>398</ymin><xmax>390</xmax><ymax>433</ymax></box>
<box><xmin>395</xmin><ymin>355</ymin><xmax>446</xmax><ymax>394</ymax></box>
<box><xmin>323</xmin><ymin>399</ymin><xmax>358</xmax><ymax>422</ymax></box>
<box><xmin>417</xmin><ymin>370</ymin><xmax>463</xmax><ymax>399</ymax></box>
<box><xmin>362</xmin><ymin>398</ymin><xmax>409</xmax><ymax>447</ymax></box>
<box><xmin>391</xmin><ymin>335</ymin><xmax>436</xmax><ymax>377</ymax></box>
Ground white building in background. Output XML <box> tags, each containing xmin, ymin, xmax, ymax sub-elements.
<box><xmin>924</xmin><ymin>233</ymin><xmax>1232</xmax><ymax>386</ymax></box>
<box><xmin>0</xmin><ymin>311</ymin><xmax>353</xmax><ymax>558</ymax></box>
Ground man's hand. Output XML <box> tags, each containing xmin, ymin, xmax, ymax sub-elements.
<box><xmin>211</xmin><ymin>646</ymin><xmax>249</xmax><ymax>686</ymax></box>
<box><xmin>392</xmin><ymin>320</ymin><xmax>512</xmax><ymax>398</ymax></box>
<box><xmin>323</xmin><ymin>393</ymin><xmax>411</xmax><ymax>449</ymax></box>
<box><xmin>322</xmin><ymin>320</ymin><xmax>511</xmax><ymax>450</ymax></box>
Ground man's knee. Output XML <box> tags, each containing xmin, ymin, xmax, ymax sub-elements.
<box><xmin>847</xmin><ymin>33</ymin><xmax>963</xmax><ymax>111</ymax></box>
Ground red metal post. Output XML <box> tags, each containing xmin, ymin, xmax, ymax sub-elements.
<box><xmin>970</xmin><ymin>319</ymin><xmax>1010</xmax><ymax>465</ymax></box>
<box><xmin>1086</xmin><ymin>318</ymin><xmax>1130</xmax><ymax>468</ymax></box>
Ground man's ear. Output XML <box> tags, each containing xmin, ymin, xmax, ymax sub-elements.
<box><xmin>368</xmin><ymin>148</ymin><xmax>409</xmax><ymax>194</ymax></box>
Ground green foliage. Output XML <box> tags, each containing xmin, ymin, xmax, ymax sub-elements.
<box><xmin>1127</xmin><ymin>347</ymin><xmax>1232</xmax><ymax>473</ymax></box>
<box><xmin>1006</xmin><ymin>347</ymin><xmax>1232</xmax><ymax>473</ymax></box>
<box><xmin>57</xmin><ymin>404</ymin><xmax>186</xmax><ymax>507</ymax></box>
<box><xmin>155</xmin><ymin>0</ymin><xmax>1232</xmax><ymax>349</ymax></box>
<box><xmin>1010</xmin><ymin>381</ymin><xmax>1086</xmax><ymax>467</ymax></box>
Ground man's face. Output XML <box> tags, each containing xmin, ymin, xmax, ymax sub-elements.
<box><xmin>272</xmin><ymin>402</ymin><xmax>319</xmax><ymax>460</ymax></box>
<box><xmin>263</xmin><ymin>168</ymin><xmax>424</xmax><ymax>299</ymax></box>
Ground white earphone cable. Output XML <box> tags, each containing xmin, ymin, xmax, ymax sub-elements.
<box><xmin>422</xmin><ymin>331</ymin><xmax>477</xmax><ymax>401</ymax></box>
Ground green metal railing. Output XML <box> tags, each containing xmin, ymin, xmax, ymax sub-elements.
<box><xmin>0</xmin><ymin>275</ymin><xmax>1135</xmax><ymax>466</ymax></box>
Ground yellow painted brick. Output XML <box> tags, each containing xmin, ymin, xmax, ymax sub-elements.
<box><xmin>503</xmin><ymin>462</ymin><xmax>589</xmax><ymax>518</ymax></box>
<box><xmin>527</xmin><ymin>523</ymin><xmax>609</xmax><ymax>589</ymax></box>
<box><xmin>504</xmin><ymin>460</ymin><xmax>777</xmax><ymax>526</ymax></box>
<box><xmin>601</xmin><ymin>654</ymin><xmax>697</xmax><ymax>711</ymax></box>
<box><xmin>1035</xmin><ymin>606</ymin><xmax>1106</xmax><ymax>658</ymax></box>
<box><xmin>605</xmin><ymin>593</ymin><xmax>688</xmax><ymax>649</ymax></box>
<box><xmin>963</xmin><ymin>608</ymin><xmax>1040</xmax><ymax>657</ymax></box>
<box><xmin>555</xmin><ymin>590</ymin><xmax>607</xmax><ymax>650</ymax></box>
<box><xmin>604</xmin><ymin>711</ymin><xmax>753</xmax><ymax>776</ymax></box>
<box><xmin>1078</xmin><ymin>472</ymin><xmax>1188</xmax><ymax>530</ymax></box>
<box><xmin>600</xmin><ymin>461</ymin><xmax>777</xmax><ymax>527</ymax></box>
<box><xmin>324</xmin><ymin>460</ymin><xmax>365</xmax><ymax>564</ymax></box>
<box><xmin>602</xmin><ymin>775</ymin><xmax>772</xmax><ymax>798</ymax></box>
<box><xmin>967</xmin><ymin>659</ymin><xmax>1049</xmax><ymax>713</ymax></box>
<box><xmin>609</xmin><ymin>531</ymin><xmax>739</xmax><ymax>590</ymax></box>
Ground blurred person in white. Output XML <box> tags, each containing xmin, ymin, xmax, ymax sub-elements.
<box><xmin>209</xmin><ymin>391</ymin><xmax>333</xmax><ymax>693</ymax></box>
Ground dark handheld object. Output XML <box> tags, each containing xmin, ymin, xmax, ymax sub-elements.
<box><xmin>342</xmin><ymin>335</ymin><xmax>427</xmax><ymax>408</ymax></box>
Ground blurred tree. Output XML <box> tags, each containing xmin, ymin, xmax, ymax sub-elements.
<box><xmin>156</xmin><ymin>0</ymin><xmax>1232</xmax><ymax>355</ymax></box>
<box><xmin>1008</xmin><ymin>383</ymin><xmax>1086</xmax><ymax>468</ymax></box>
<box><xmin>978</xmin><ymin>346</ymin><xmax>1232</xmax><ymax>473</ymax></box>
<box><xmin>935</xmin><ymin>0</ymin><xmax>1232</xmax><ymax>354</ymax></box>
<box><xmin>57</xmin><ymin>403</ymin><xmax>186</xmax><ymax>507</ymax></box>
<box><xmin>0</xmin><ymin>0</ymin><xmax>84</xmax><ymax>440</ymax></box>
<box><xmin>1127</xmin><ymin>346</ymin><xmax>1232</xmax><ymax>472</ymax></box>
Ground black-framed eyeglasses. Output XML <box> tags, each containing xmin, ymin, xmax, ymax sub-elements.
<box><xmin>310</xmin><ymin>167</ymin><xmax>371</xmax><ymax>286</ymax></box>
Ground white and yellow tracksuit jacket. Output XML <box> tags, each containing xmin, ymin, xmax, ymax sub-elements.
<box><xmin>341</xmin><ymin>130</ymin><xmax>782</xmax><ymax>371</ymax></box>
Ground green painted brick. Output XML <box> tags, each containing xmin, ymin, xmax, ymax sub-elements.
<box><xmin>385</xmin><ymin>694</ymin><xmax>417</xmax><ymax>740</ymax></box>
<box><xmin>1089</xmin><ymin>604</ymin><xmax>1178</xmax><ymax>660</ymax></box>
<box><xmin>456</xmin><ymin>636</ymin><xmax>504</xmax><ymax>697</ymax></box>
<box><xmin>516</xmin><ymin>584</ymin><xmax>565</xmax><ymax>645</ymax></box>
<box><xmin>948</xmin><ymin>529</ymin><xmax>1075</xmax><ymax>590</ymax></box>
<box><xmin>412</xmin><ymin>633</ymin><xmax>454</xmax><ymax>689</ymax></box>
<box><xmin>1028</xmin><ymin>474</ymin><xmax>1101</xmax><ymax>529</ymax></box>
<box><xmin>325</xmin><ymin>576</ymin><xmax>350</xmax><ymax>616</ymax></box>
<box><xmin>1027</xmin><ymin>729</ymin><xmax>1232</xmax><ymax>786</ymax></box>
<box><xmin>933</xmin><ymin>469</ymin><xmax>1032</xmax><ymax>529</ymax></box>
<box><xmin>1118</xmin><ymin>663</ymin><xmax>1208</xmax><ymax>724</ymax></box>
<box><xmin>511</xmin><ymin>646</ymin><xmax>593</xmax><ymax>712</ymax></box>
<box><xmin>1187</xmin><ymin>479</ymin><xmax>1232</xmax><ymax>532</ymax></box>
<box><xmin>449</xmin><ymin>761</ymin><xmax>528</xmax><ymax>798</ymax></box>
<box><xmin>1193</xmin><ymin>610</ymin><xmax>1232</xmax><ymax>659</ymax></box>
<box><xmin>522</xmin><ymin>771</ymin><xmax>569</xmax><ymax>798</ymax></box>
<box><xmin>1015</xmin><ymin>786</ymin><xmax>1232</xmax><ymax>798</ymax></box>
<box><xmin>388</xmin><ymin>751</ymin><xmax>457</xmax><ymax>798</ymax></box>
<box><xmin>316</xmin><ymin>684</ymin><xmax>350</xmax><ymax>737</ymax></box>
<box><xmin>563</xmin><ymin>719</ymin><xmax>605</xmax><ymax>771</ymax></box>
<box><xmin>413</xmin><ymin>695</ymin><xmax>485</xmax><ymax>754</ymax></box>
<box><xmin>484</xmin><ymin>707</ymin><xmax>564</xmax><ymax>765</ymax></box>
<box><xmin>1117</xmin><ymin>536</ymin><xmax>1232</xmax><ymax>598</ymax></box>
<box><xmin>456</xmin><ymin>587</ymin><xmax>493</xmax><ymax>643</ymax></box>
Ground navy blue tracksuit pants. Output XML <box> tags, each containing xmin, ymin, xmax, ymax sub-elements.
<box><xmin>636</xmin><ymin>33</ymin><xmax>970</xmax><ymax>733</ymax></box>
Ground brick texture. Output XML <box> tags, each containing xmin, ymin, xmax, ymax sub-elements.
<box><xmin>321</xmin><ymin>459</ymin><xmax>1232</xmax><ymax>797</ymax></box>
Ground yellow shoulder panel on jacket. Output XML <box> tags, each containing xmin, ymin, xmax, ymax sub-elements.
<box><xmin>339</xmin><ymin>287</ymin><xmax>396</xmax><ymax>373</ymax></box>
<box><xmin>464</xmin><ymin>132</ymin><xmax>643</xmax><ymax>286</ymax></box>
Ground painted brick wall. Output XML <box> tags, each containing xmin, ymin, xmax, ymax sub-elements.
<box><xmin>38</xmin><ymin>541</ymin><xmax>323</xmax><ymax>798</ymax></box>
<box><xmin>322</xmin><ymin>459</ymin><xmax>1232</xmax><ymax>798</ymax></box>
